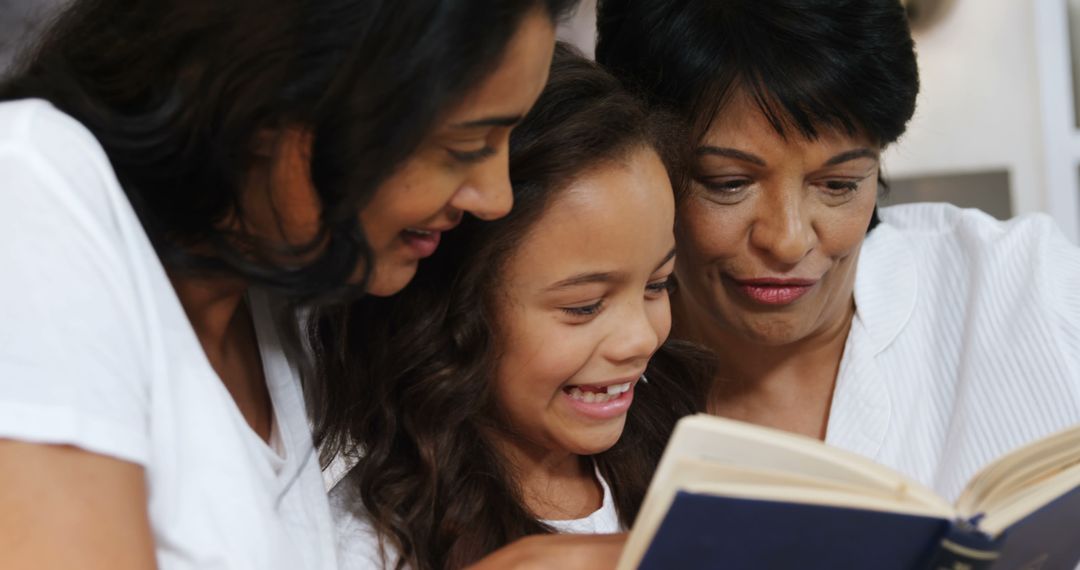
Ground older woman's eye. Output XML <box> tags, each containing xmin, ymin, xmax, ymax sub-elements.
<box><xmin>823</xmin><ymin>180</ymin><xmax>860</xmax><ymax>195</ymax></box>
<box><xmin>700</xmin><ymin>177</ymin><xmax>751</xmax><ymax>193</ymax></box>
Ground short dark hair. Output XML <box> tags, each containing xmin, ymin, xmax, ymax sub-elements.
<box><xmin>1</xmin><ymin>0</ymin><xmax>577</xmax><ymax>301</ymax></box>
<box><xmin>309</xmin><ymin>43</ymin><xmax>708</xmax><ymax>570</ymax></box>
<box><xmin>595</xmin><ymin>0</ymin><xmax>918</xmax><ymax>231</ymax></box>
<box><xmin>596</xmin><ymin>0</ymin><xmax>919</xmax><ymax>146</ymax></box>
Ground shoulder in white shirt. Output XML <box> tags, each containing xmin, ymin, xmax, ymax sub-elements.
<box><xmin>827</xmin><ymin>202</ymin><xmax>1080</xmax><ymax>501</ymax></box>
<box><xmin>330</xmin><ymin>462</ymin><xmax>621</xmax><ymax>568</ymax></box>
<box><xmin>0</xmin><ymin>99</ymin><xmax>337</xmax><ymax>569</ymax></box>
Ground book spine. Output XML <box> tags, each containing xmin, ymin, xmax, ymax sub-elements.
<box><xmin>925</xmin><ymin>521</ymin><xmax>1002</xmax><ymax>570</ymax></box>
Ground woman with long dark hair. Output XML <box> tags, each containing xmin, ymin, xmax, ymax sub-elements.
<box><xmin>0</xmin><ymin>0</ymin><xmax>575</xmax><ymax>568</ymax></box>
<box><xmin>596</xmin><ymin>0</ymin><xmax>1080</xmax><ymax>502</ymax></box>
<box><xmin>312</xmin><ymin>44</ymin><xmax>711</xmax><ymax>570</ymax></box>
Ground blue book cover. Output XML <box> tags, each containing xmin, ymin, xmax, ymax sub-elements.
<box><xmin>621</xmin><ymin>416</ymin><xmax>1080</xmax><ymax>570</ymax></box>
<box><xmin>634</xmin><ymin>486</ymin><xmax>1080</xmax><ymax>570</ymax></box>
<box><xmin>990</xmin><ymin>485</ymin><xmax>1080</xmax><ymax>570</ymax></box>
<box><xmin>638</xmin><ymin>492</ymin><xmax>950</xmax><ymax>570</ymax></box>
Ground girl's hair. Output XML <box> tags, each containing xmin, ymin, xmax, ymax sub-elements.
<box><xmin>0</xmin><ymin>0</ymin><xmax>577</xmax><ymax>301</ymax></box>
<box><xmin>309</xmin><ymin>43</ymin><xmax>711</xmax><ymax>570</ymax></box>
<box><xmin>595</xmin><ymin>0</ymin><xmax>919</xmax><ymax>231</ymax></box>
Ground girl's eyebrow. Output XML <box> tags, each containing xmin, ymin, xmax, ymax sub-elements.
<box><xmin>545</xmin><ymin>271</ymin><xmax>617</xmax><ymax>291</ymax></box>
<box><xmin>544</xmin><ymin>247</ymin><xmax>677</xmax><ymax>292</ymax></box>
<box><xmin>654</xmin><ymin>247</ymin><xmax>676</xmax><ymax>271</ymax></box>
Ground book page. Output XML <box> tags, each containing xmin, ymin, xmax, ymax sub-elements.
<box><xmin>645</xmin><ymin>415</ymin><xmax>946</xmax><ymax>510</ymax></box>
<box><xmin>957</xmin><ymin>423</ymin><xmax>1080</xmax><ymax>518</ymax></box>
<box><xmin>977</xmin><ymin>460</ymin><xmax>1080</xmax><ymax>535</ymax></box>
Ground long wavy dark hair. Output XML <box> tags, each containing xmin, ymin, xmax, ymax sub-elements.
<box><xmin>309</xmin><ymin>44</ymin><xmax>713</xmax><ymax>570</ymax></box>
<box><xmin>0</xmin><ymin>0</ymin><xmax>577</xmax><ymax>300</ymax></box>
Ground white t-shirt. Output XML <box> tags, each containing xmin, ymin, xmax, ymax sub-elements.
<box><xmin>826</xmin><ymin>203</ymin><xmax>1080</xmax><ymax>502</ymax></box>
<box><xmin>0</xmin><ymin>99</ymin><xmax>338</xmax><ymax>570</ymax></box>
<box><xmin>329</xmin><ymin>464</ymin><xmax>621</xmax><ymax>568</ymax></box>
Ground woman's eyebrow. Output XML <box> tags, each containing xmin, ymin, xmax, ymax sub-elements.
<box><xmin>824</xmin><ymin>148</ymin><xmax>879</xmax><ymax>166</ymax></box>
<box><xmin>451</xmin><ymin>114</ymin><xmax>524</xmax><ymax>129</ymax></box>
<box><xmin>695</xmin><ymin>146</ymin><xmax>767</xmax><ymax>167</ymax></box>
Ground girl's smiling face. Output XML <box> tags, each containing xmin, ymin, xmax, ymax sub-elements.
<box><xmin>490</xmin><ymin>147</ymin><xmax>676</xmax><ymax>459</ymax></box>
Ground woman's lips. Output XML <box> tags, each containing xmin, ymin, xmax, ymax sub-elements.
<box><xmin>729</xmin><ymin>277</ymin><xmax>818</xmax><ymax>306</ymax></box>
<box><xmin>401</xmin><ymin>229</ymin><xmax>442</xmax><ymax>258</ymax></box>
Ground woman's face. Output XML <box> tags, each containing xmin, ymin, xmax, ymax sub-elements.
<box><xmin>676</xmin><ymin>90</ymin><xmax>879</xmax><ymax>347</ymax></box>
<box><xmin>359</xmin><ymin>8</ymin><xmax>556</xmax><ymax>296</ymax></box>
<box><xmin>491</xmin><ymin>148</ymin><xmax>677</xmax><ymax>460</ymax></box>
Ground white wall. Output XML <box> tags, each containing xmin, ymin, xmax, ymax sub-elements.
<box><xmin>883</xmin><ymin>0</ymin><xmax>1079</xmax><ymax>242</ymax></box>
<box><xmin>557</xmin><ymin>0</ymin><xmax>597</xmax><ymax>59</ymax></box>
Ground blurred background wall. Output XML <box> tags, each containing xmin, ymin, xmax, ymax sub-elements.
<box><xmin>0</xmin><ymin>0</ymin><xmax>65</xmax><ymax>71</ymax></box>
<box><xmin>4</xmin><ymin>0</ymin><xmax>1079</xmax><ymax>243</ymax></box>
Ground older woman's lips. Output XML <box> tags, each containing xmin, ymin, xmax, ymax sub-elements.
<box><xmin>731</xmin><ymin>278</ymin><xmax>818</xmax><ymax>306</ymax></box>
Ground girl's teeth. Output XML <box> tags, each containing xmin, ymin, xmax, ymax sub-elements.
<box><xmin>406</xmin><ymin>228</ymin><xmax>433</xmax><ymax>236</ymax></box>
<box><xmin>606</xmin><ymin>382</ymin><xmax>631</xmax><ymax>395</ymax></box>
<box><xmin>567</xmin><ymin>386</ymin><xmax>624</xmax><ymax>403</ymax></box>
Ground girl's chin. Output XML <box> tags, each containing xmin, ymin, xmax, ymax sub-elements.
<box><xmin>558</xmin><ymin>427</ymin><xmax>626</xmax><ymax>457</ymax></box>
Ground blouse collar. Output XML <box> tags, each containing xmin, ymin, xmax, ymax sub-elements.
<box><xmin>825</xmin><ymin>223</ymin><xmax>918</xmax><ymax>459</ymax></box>
<box><xmin>852</xmin><ymin>223</ymin><xmax>919</xmax><ymax>355</ymax></box>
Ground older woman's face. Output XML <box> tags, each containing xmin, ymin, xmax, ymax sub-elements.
<box><xmin>675</xmin><ymin>90</ymin><xmax>879</xmax><ymax>346</ymax></box>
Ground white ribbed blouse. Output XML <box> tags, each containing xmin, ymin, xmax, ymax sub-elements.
<box><xmin>825</xmin><ymin>203</ymin><xmax>1080</xmax><ymax>502</ymax></box>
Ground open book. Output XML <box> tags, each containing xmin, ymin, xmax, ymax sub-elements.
<box><xmin>618</xmin><ymin>414</ymin><xmax>1080</xmax><ymax>570</ymax></box>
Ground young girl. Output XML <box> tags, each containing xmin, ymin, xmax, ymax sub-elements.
<box><xmin>311</xmin><ymin>44</ymin><xmax>711</xmax><ymax>569</ymax></box>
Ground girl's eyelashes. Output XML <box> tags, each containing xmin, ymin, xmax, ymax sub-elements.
<box><xmin>646</xmin><ymin>275</ymin><xmax>676</xmax><ymax>296</ymax></box>
<box><xmin>561</xmin><ymin>300</ymin><xmax>604</xmax><ymax>318</ymax></box>
<box><xmin>558</xmin><ymin>274</ymin><xmax>675</xmax><ymax>319</ymax></box>
<box><xmin>448</xmin><ymin>146</ymin><xmax>497</xmax><ymax>164</ymax></box>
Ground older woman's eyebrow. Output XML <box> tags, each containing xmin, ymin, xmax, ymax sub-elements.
<box><xmin>824</xmin><ymin>148</ymin><xmax>879</xmax><ymax>166</ymax></box>
<box><xmin>451</xmin><ymin>114</ymin><xmax>524</xmax><ymax>129</ymax></box>
<box><xmin>695</xmin><ymin>146</ymin><xmax>766</xmax><ymax>166</ymax></box>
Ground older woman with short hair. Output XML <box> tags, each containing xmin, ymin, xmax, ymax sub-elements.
<box><xmin>596</xmin><ymin>0</ymin><xmax>1080</xmax><ymax>502</ymax></box>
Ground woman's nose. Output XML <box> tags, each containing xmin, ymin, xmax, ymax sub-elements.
<box><xmin>750</xmin><ymin>184</ymin><xmax>815</xmax><ymax>265</ymax></box>
<box><xmin>448</xmin><ymin>151</ymin><xmax>514</xmax><ymax>221</ymax></box>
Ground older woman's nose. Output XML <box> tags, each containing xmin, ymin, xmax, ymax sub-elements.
<box><xmin>750</xmin><ymin>184</ymin><xmax>816</xmax><ymax>265</ymax></box>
